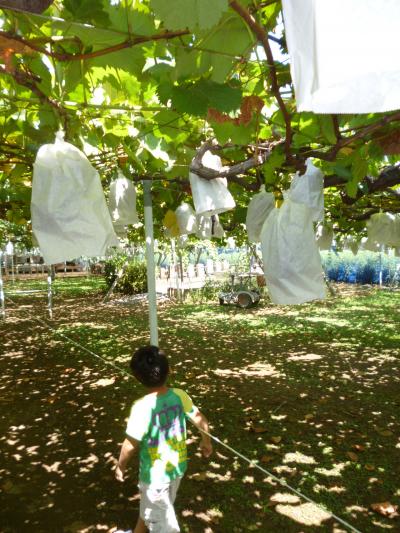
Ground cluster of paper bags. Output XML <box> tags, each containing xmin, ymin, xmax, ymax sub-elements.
<box><xmin>246</xmin><ymin>159</ymin><xmax>326</xmax><ymax>305</ymax></box>
<box><xmin>31</xmin><ymin>136</ymin><xmax>398</xmax><ymax>306</ymax></box>
<box><xmin>164</xmin><ymin>150</ymin><xmax>236</xmax><ymax>243</ymax></box>
<box><xmin>30</xmin><ymin>136</ymin><xmax>325</xmax><ymax>305</ymax></box>
<box><xmin>31</xmin><ymin>139</ymin><xmax>236</xmax><ymax>265</ymax></box>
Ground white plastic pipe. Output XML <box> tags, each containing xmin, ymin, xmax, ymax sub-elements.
<box><xmin>143</xmin><ymin>180</ymin><xmax>158</xmax><ymax>346</ymax></box>
<box><xmin>47</xmin><ymin>274</ymin><xmax>53</xmax><ymax>319</ymax></box>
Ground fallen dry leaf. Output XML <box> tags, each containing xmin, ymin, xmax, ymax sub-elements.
<box><xmin>45</xmin><ymin>397</ymin><xmax>56</xmax><ymax>404</ymax></box>
<box><xmin>364</xmin><ymin>464</ymin><xmax>375</xmax><ymax>471</ymax></box>
<box><xmin>2</xmin><ymin>481</ymin><xmax>22</xmax><ymax>495</ymax></box>
<box><xmin>304</xmin><ymin>414</ymin><xmax>314</xmax><ymax>421</ymax></box>
<box><xmin>370</xmin><ymin>502</ymin><xmax>398</xmax><ymax>518</ymax></box>
<box><xmin>192</xmin><ymin>472</ymin><xmax>207</xmax><ymax>481</ymax></box>
<box><xmin>260</xmin><ymin>455</ymin><xmax>275</xmax><ymax>464</ymax></box>
<box><xmin>378</xmin><ymin>430</ymin><xmax>393</xmax><ymax>437</ymax></box>
<box><xmin>346</xmin><ymin>452</ymin><xmax>358</xmax><ymax>462</ymax></box>
<box><xmin>251</xmin><ymin>427</ymin><xmax>268</xmax><ymax>434</ymax></box>
<box><xmin>271</xmin><ymin>436</ymin><xmax>282</xmax><ymax>444</ymax></box>
<box><xmin>352</xmin><ymin>444</ymin><xmax>366</xmax><ymax>452</ymax></box>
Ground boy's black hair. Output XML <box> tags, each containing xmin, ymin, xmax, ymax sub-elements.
<box><xmin>130</xmin><ymin>345</ymin><xmax>169</xmax><ymax>387</ymax></box>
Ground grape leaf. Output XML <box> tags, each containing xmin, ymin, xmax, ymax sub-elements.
<box><xmin>345</xmin><ymin>176</ymin><xmax>359</xmax><ymax>198</ymax></box>
<box><xmin>200</xmin><ymin>14</ymin><xmax>255</xmax><ymax>83</ymax></box>
<box><xmin>171</xmin><ymin>80</ymin><xmax>241</xmax><ymax>116</ymax></box>
<box><xmin>150</xmin><ymin>0</ymin><xmax>227</xmax><ymax>31</ymax></box>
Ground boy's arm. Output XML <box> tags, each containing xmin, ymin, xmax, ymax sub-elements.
<box><xmin>115</xmin><ymin>435</ymin><xmax>140</xmax><ymax>482</ymax></box>
<box><xmin>187</xmin><ymin>409</ymin><xmax>213</xmax><ymax>458</ymax></box>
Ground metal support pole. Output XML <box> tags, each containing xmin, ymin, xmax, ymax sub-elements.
<box><xmin>171</xmin><ymin>238</ymin><xmax>181</xmax><ymax>301</ymax></box>
<box><xmin>47</xmin><ymin>274</ymin><xmax>53</xmax><ymax>319</ymax></box>
<box><xmin>143</xmin><ymin>180</ymin><xmax>158</xmax><ymax>347</ymax></box>
<box><xmin>103</xmin><ymin>261</ymin><xmax>128</xmax><ymax>303</ymax></box>
<box><xmin>0</xmin><ymin>252</ymin><xmax>5</xmax><ymax>319</ymax></box>
<box><xmin>11</xmin><ymin>254</ymin><xmax>15</xmax><ymax>284</ymax></box>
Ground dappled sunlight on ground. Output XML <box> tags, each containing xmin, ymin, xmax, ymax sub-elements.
<box><xmin>0</xmin><ymin>280</ymin><xmax>399</xmax><ymax>531</ymax></box>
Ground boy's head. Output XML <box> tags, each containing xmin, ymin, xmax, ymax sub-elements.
<box><xmin>130</xmin><ymin>345</ymin><xmax>169</xmax><ymax>388</ymax></box>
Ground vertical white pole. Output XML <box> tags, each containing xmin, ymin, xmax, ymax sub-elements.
<box><xmin>171</xmin><ymin>238</ymin><xmax>181</xmax><ymax>301</ymax></box>
<box><xmin>143</xmin><ymin>180</ymin><xmax>158</xmax><ymax>347</ymax></box>
<box><xmin>47</xmin><ymin>273</ymin><xmax>53</xmax><ymax>319</ymax></box>
<box><xmin>0</xmin><ymin>252</ymin><xmax>5</xmax><ymax>319</ymax></box>
<box><xmin>11</xmin><ymin>254</ymin><xmax>15</xmax><ymax>284</ymax></box>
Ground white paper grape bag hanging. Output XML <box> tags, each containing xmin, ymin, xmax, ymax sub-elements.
<box><xmin>189</xmin><ymin>150</ymin><xmax>235</xmax><ymax>217</ymax></box>
<box><xmin>175</xmin><ymin>203</ymin><xmax>198</xmax><ymax>236</ymax></box>
<box><xmin>246</xmin><ymin>185</ymin><xmax>275</xmax><ymax>243</ymax></box>
<box><xmin>260</xmin><ymin>197</ymin><xmax>326</xmax><ymax>305</ymax></box>
<box><xmin>31</xmin><ymin>132</ymin><xmax>119</xmax><ymax>264</ymax></box>
<box><xmin>109</xmin><ymin>170</ymin><xmax>139</xmax><ymax>234</ymax></box>
<box><xmin>289</xmin><ymin>159</ymin><xmax>324</xmax><ymax>222</ymax></box>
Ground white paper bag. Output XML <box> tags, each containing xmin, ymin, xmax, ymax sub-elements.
<box><xmin>260</xmin><ymin>199</ymin><xmax>326</xmax><ymax>304</ymax></box>
<box><xmin>31</xmin><ymin>132</ymin><xmax>119</xmax><ymax>264</ymax></box>
<box><xmin>109</xmin><ymin>170</ymin><xmax>139</xmax><ymax>227</ymax></box>
<box><xmin>343</xmin><ymin>235</ymin><xmax>359</xmax><ymax>255</ymax></box>
<box><xmin>175</xmin><ymin>203</ymin><xmax>198</xmax><ymax>236</ymax></box>
<box><xmin>315</xmin><ymin>223</ymin><xmax>333</xmax><ymax>251</ymax></box>
<box><xmin>289</xmin><ymin>159</ymin><xmax>324</xmax><ymax>222</ymax></box>
<box><xmin>190</xmin><ymin>150</ymin><xmax>236</xmax><ymax>216</ymax></box>
<box><xmin>367</xmin><ymin>212</ymin><xmax>400</xmax><ymax>247</ymax></box>
<box><xmin>282</xmin><ymin>0</ymin><xmax>400</xmax><ymax>113</ymax></box>
<box><xmin>246</xmin><ymin>185</ymin><xmax>275</xmax><ymax>243</ymax></box>
<box><xmin>196</xmin><ymin>215</ymin><xmax>225</xmax><ymax>239</ymax></box>
<box><xmin>361</xmin><ymin>237</ymin><xmax>381</xmax><ymax>252</ymax></box>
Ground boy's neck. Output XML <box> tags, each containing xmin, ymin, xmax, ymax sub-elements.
<box><xmin>147</xmin><ymin>384</ymin><xmax>169</xmax><ymax>395</ymax></box>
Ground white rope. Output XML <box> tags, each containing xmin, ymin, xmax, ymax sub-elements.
<box><xmin>5</xmin><ymin>295</ymin><xmax>362</xmax><ymax>533</ymax></box>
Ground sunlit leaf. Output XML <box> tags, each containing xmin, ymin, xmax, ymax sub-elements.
<box><xmin>370</xmin><ymin>502</ymin><xmax>398</xmax><ymax>518</ymax></box>
<box><xmin>150</xmin><ymin>0</ymin><xmax>228</xmax><ymax>31</ymax></box>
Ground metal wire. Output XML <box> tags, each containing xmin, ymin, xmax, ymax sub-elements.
<box><xmin>5</xmin><ymin>295</ymin><xmax>362</xmax><ymax>533</ymax></box>
<box><xmin>189</xmin><ymin>424</ymin><xmax>362</xmax><ymax>533</ymax></box>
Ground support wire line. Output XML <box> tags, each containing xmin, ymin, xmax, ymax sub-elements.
<box><xmin>4</xmin><ymin>295</ymin><xmax>362</xmax><ymax>533</ymax></box>
<box><xmin>189</xmin><ymin>424</ymin><xmax>362</xmax><ymax>533</ymax></box>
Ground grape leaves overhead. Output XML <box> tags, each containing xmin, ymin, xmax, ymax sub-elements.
<box><xmin>0</xmin><ymin>0</ymin><xmax>399</xmax><ymax>246</ymax></box>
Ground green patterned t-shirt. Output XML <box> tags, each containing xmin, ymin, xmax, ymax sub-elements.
<box><xmin>126</xmin><ymin>388</ymin><xmax>196</xmax><ymax>484</ymax></box>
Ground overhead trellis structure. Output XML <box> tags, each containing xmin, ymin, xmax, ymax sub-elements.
<box><xmin>0</xmin><ymin>0</ymin><xmax>399</xmax><ymax>250</ymax></box>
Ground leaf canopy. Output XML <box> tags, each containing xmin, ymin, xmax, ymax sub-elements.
<box><xmin>0</xmin><ymin>0</ymin><xmax>399</xmax><ymax>247</ymax></box>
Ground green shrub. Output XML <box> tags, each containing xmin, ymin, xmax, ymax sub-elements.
<box><xmin>104</xmin><ymin>255</ymin><xmax>147</xmax><ymax>295</ymax></box>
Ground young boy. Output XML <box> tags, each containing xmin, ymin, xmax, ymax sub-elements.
<box><xmin>115</xmin><ymin>345</ymin><xmax>212</xmax><ymax>533</ymax></box>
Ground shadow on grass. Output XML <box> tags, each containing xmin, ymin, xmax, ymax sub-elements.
<box><xmin>0</xmin><ymin>282</ymin><xmax>399</xmax><ymax>532</ymax></box>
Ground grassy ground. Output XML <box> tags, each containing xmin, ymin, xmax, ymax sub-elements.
<box><xmin>0</xmin><ymin>277</ymin><xmax>399</xmax><ymax>532</ymax></box>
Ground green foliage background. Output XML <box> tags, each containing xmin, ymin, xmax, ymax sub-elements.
<box><xmin>104</xmin><ymin>254</ymin><xmax>147</xmax><ymax>295</ymax></box>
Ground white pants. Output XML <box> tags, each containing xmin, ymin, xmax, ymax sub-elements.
<box><xmin>139</xmin><ymin>477</ymin><xmax>182</xmax><ymax>533</ymax></box>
